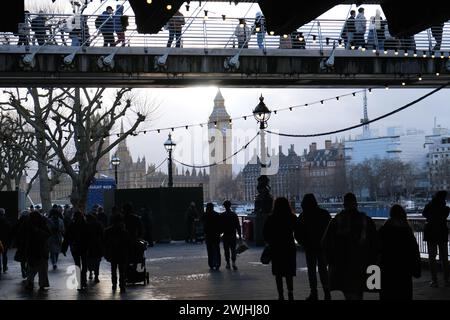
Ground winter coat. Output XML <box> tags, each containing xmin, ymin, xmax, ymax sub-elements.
<box><xmin>168</xmin><ymin>12</ymin><xmax>185</xmax><ymax>32</ymax></box>
<box><xmin>104</xmin><ymin>223</ymin><xmax>132</xmax><ymax>264</ymax></box>
<box><xmin>203</xmin><ymin>210</ymin><xmax>222</xmax><ymax>242</ymax></box>
<box><xmin>322</xmin><ymin>209</ymin><xmax>378</xmax><ymax>293</ymax></box>
<box><xmin>62</xmin><ymin>219</ymin><xmax>89</xmax><ymax>256</ymax></box>
<box><xmin>263</xmin><ymin>213</ymin><xmax>297</xmax><ymax>277</ymax></box>
<box><xmin>422</xmin><ymin>202</ymin><xmax>450</xmax><ymax>243</ymax></box>
<box><xmin>99</xmin><ymin>11</ymin><xmax>114</xmax><ymax>33</ymax></box>
<box><xmin>86</xmin><ymin>216</ymin><xmax>104</xmax><ymax>259</ymax></box>
<box><xmin>378</xmin><ymin>218</ymin><xmax>421</xmax><ymax>300</ymax></box>
<box><xmin>234</xmin><ymin>24</ymin><xmax>251</xmax><ymax>43</ymax></box>
<box><xmin>13</xmin><ymin>216</ymin><xmax>28</xmax><ymax>263</ymax></box>
<box><xmin>295</xmin><ymin>207</ymin><xmax>330</xmax><ymax>251</ymax></box>
<box><xmin>47</xmin><ymin>216</ymin><xmax>65</xmax><ymax>254</ymax></box>
<box><xmin>25</xmin><ymin>216</ymin><xmax>51</xmax><ymax>267</ymax></box>
<box><xmin>220</xmin><ymin>210</ymin><xmax>241</xmax><ymax>240</ymax></box>
<box><xmin>355</xmin><ymin>13</ymin><xmax>367</xmax><ymax>34</ymax></box>
<box><xmin>113</xmin><ymin>5</ymin><xmax>124</xmax><ymax>33</ymax></box>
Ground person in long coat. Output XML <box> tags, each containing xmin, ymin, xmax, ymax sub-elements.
<box><xmin>322</xmin><ymin>193</ymin><xmax>378</xmax><ymax>300</ymax></box>
<box><xmin>86</xmin><ymin>213</ymin><xmax>104</xmax><ymax>283</ymax></box>
<box><xmin>12</xmin><ymin>210</ymin><xmax>30</xmax><ymax>278</ymax></box>
<box><xmin>378</xmin><ymin>204</ymin><xmax>421</xmax><ymax>300</ymax></box>
<box><xmin>422</xmin><ymin>190</ymin><xmax>450</xmax><ymax>287</ymax></box>
<box><xmin>104</xmin><ymin>214</ymin><xmax>132</xmax><ymax>293</ymax></box>
<box><xmin>295</xmin><ymin>194</ymin><xmax>331</xmax><ymax>300</ymax></box>
<box><xmin>25</xmin><ymin>211</ymin><xmax>50</xmax><ymax>290</ymax></box>
<box><xmin>62</xmin><ymin>210</ymin><xmax>90</xmax><ymax>290</ymax></box>
<box><xmin>47</xmin><ymin>208</ymin><xmax>65</xmax><ymax>270</ymax></box>
<box><xmin>203</xmin><ymin>203</ymin><xmax>222</xmax><ymax>270</ymax></box>
<box><xmin>263</xmin><ymin>197</ymin><xmax>297</xmax><ymax>300</ymax></box>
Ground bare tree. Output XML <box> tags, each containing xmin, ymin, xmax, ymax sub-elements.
<box><xmin>0</xmin><ymin>112</ymin><xmax>34</xmax><ymax>191</ymax></box>
<box><xmin>1</xmin><ymin>87</ymin><xmax>149</xmax><ymax>212</ymax></box>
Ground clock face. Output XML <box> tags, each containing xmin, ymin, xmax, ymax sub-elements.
<box><xmin>221</xmin><ymin>127</ymin><xmax>227</xmax><ymax>135</ymax></box>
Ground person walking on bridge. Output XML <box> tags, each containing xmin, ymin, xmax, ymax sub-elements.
<box><xmin>423</xmin><ymin>190</ymin><xmax>450</xmax><ymax>287</ymax></box>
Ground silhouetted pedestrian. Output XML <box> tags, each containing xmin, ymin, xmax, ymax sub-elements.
<box><xmin>166</xmin><ymin>10</ymin><xmax>185</xmax><ymax>48</ymax></box>
<box><xmin>235</xmin><ymin>18</ymin><xmax>251</xmax><ymax>49</ymax></box>
<box><xmin>379</xmin><ymin>204</ymin><xmax>421</xmax><ymax>300</ymax></box>
<box><xmin>47</xmin><ymin>208</ymin><xmax>65</xmax><ymax>270</ymax></box>
<box><xmin>104</xmin><ymin>214</ymin><xmax>132</xmax><ymax>293</ymax></box>
<box><xmin>322</xmin><ymin>193</ymin><xmax>378</xmax><ymax>300</ymax></box>
<box><xmin>12</xmin><ymin>210</ymin><xmax>30</xmax><ymax>278</ymax></box>
<box><xmin>355</xmin><ymin>7</ymin><xmax>366</xmax><ymax>48</ymax></box>
<box><xmin>253</xmin><ymin>12</ymin><xmax>266</xmax><ymax>49</ymax></box>
<box><xmin>114</xmin><ymin>4</ymin><xmax>126</xmax><ymax>46</ymax></box>
<box><xmin>263</xmin><ymin>197</ymin><xmax>297</xmax><ymax>300</ymax></box>
<box><xmin>31</xmin><ymin>11</ymin><xmax>47</xmax><ymax>46</ymax></box>
<box><xmin>62</xmin><ymin>210</ymin><xmax>89</xmax><ymax>290</ymax></box>
<box><xmin>99</xmin><ymin>6</ymin><xmax>115</xmax><ymax>47</ymax></box>
<box><xmin>221</xmin><ymin>200</ymin><xmax>242</xmax><ymax>270</ymax></box>
<box><xmin>341</xmin><ymin>10</ymin><xmax>356</xmax><ymax>49</ymax></box>
<box><xmin>423</xmin><ymin>190</ymin><xmax>450</xmax><ymax>287</ymax></box>
<box><xmin>86</xmin><ymin>213</ymin><xmax>104</xmax><ymax>283</ymax></box>
<box><xmin>97</xmin><ymin>206</ymin><xmax>108</xmax><ymax>228</ymax></box>
<box><xmin>204</xmin><ymin>203</ymin><xmax>222</xmax><ymax>270</ymax></box>
<box><xmin>295</xmin><ymin>194</ymin><xmax>331</xmax><ymax>300</ymax></box>
<box><xmin>25</xmin><ymin>211</ymin><xmax>50</xmax><ymax>291</ymax></box>
<box><xmin>0</xmin><ymin>208</ymin><xmax>11</xmax><ymax>274</ymax></box>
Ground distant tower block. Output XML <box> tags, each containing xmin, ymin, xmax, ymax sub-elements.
<box><xmin>208</xmin><ymin>89</ymin><xmax>232</xmax><ymax>201</ymax></box>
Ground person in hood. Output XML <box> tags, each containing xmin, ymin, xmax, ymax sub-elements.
<box><xmin>378</xmin><ymin>205</ymin><xmax>421</xmax><ymax>300</ymax></box>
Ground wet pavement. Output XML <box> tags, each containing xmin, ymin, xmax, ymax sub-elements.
<box><xmin>1</xmin><ymin>242</ymin><xmax>449</xmax><ymax>300</ymax></box>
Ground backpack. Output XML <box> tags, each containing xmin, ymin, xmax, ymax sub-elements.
<box><xmin>95</xmin><ymin>16</ymin><xmax>102</xmax><ymax>29</ymax></box>
<box><xmin>120</xmin><ymin>15</ymin><xmax>129</xmax><ymax>29</ymax></box>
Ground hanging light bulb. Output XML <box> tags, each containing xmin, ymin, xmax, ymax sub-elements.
<box><xmin>166</xmin><ymin>4</ymin><xmax>172</xmax><ymax>10</ymax></box>
<box><xmin>269</xmin><ymin>31</ymin><xmax>275</xmax><ymax>36</ymax></box>
<box><xmin>283</xmin><ymin>34</ymin><xmax>288</xmax><ymax>39</ymax></box>
<box><xmin>204</xmin><ymin>10</ymin><xmax>208</xmax><ymax>20</ymax></box>
<box><xmin>146</xmin><ymin>0</ymin><xmax>152</xmax><ymax>4</ymax></box>
<box><xmin>255</xmin><ymin>27</ymin><xmax>260</xmax><ymax>32</ymax></box>
<box><xmin>186</xmin><ymin>4</ymin><xmax>190</xmax><ymax>11</ymax></box>
<box><xmin>222</xmin><ymin>15</ymin><xmax>226</xmax><ymax>21</ymax></box>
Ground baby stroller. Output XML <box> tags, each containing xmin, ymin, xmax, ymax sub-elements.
<box><xmin>126</xmin><ymin>239</ymin><xmax>150</xmax><ymax>285</ymax></box>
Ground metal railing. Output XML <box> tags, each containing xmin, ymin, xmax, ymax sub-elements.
<box><xmin>373</xmin><ymin>217</ymin><xmax>450</xmax><ymax>258</ymax></box>
<box><xmin>2</xmin><ymin>13</ymin><xmax>449</xmax><ymax>55</ymax></box>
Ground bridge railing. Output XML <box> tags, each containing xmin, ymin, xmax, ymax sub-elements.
<box><xmin>2</xmin><ymin>13</ymin><xmax>450</xmax><ymax>55</ymax></box>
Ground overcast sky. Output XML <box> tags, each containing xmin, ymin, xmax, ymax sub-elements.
<box><xmin>23</xmin><ymin>1</ymin><xmax>450</xmax><ymax>175</ymax></box>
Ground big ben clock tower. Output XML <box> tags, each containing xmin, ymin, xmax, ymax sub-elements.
<box><xmin>208</xmin><ymin>89</ymin><xmax>232</xmax><ymax>201</ymax></box>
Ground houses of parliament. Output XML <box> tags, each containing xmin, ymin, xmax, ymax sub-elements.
<box><xmin>29</xmin><ymin>90</ymin><xmax>234</xmax><ymax>203</ymax></box>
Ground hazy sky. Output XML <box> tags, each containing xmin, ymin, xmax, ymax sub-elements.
<box><xmin>22</xmin><ymin>1</ymin><xmax>450</xmax><ymax>174</ymax></box>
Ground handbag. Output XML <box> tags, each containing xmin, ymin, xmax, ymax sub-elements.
<box><xmin>260</xmin><ymin>245</ymin><xmax>271</xmax><ymax>264</ymax></box>
<box><xmin>236</xmin><ymin>240</ymin><xmax>249</xmax><ymax>254</ymax></box>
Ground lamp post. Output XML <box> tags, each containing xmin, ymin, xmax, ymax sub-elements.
<box><xmin>253</xmin><ymin>95</ymin><xmax>271</xmax><ymax>171</ymax></box>
<box><xmin>164</xmin><ymin>133</ymin><xmax>176</xmax><ymax>188</ymax></box>
<box><xmin>111</xmin><ymin>156</ymin><xmax>121</xmax><ymax>187</ymax></box>
<box><xmin>252</xmin><ymin>94</ymin><xmax>273</xmax><ymax>245</ymax></box>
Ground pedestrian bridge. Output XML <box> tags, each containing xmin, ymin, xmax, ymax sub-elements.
<box><xmin>0</xmin><ymin>14</ymin><xmax>449</xmax><ymax>88</ymax></box>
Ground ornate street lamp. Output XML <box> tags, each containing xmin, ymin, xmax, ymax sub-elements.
<box><xmin>164</xmin><ymin>133</ymin><xmax>176</xmax><ymax>187</ymax></box>
<box><xmin>111</xmin><ymin>155</ymin><xmax>121</xmax><ymax>187</ymax></box>
<box><xmin>253</xmin><ymin>94</ymin><xmax>271</xmax><ymax>168</ymax></box>
<box><xmin>252</xmin><ymin>95</ymin><xmax>273</xmax><ymax>246</ymax></box>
